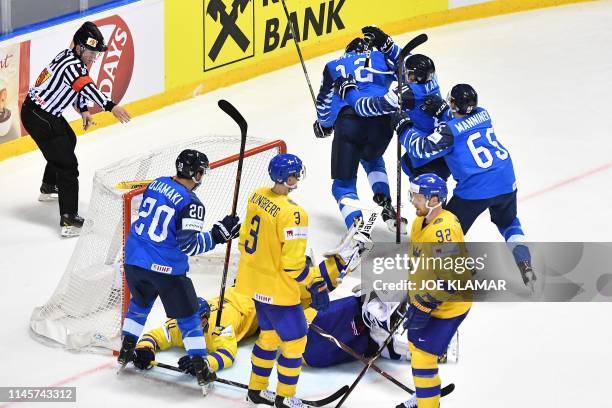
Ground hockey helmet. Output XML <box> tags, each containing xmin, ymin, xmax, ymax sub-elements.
<box><xmin>73</xmin><ymin>21</ymin><xmax>107</xmax><ymax>52</ymax></box>
<box><xmin>268</xmin><ymin>153</ymin><xmax>305</xmax><ymax>186</ymax></box>
<box><xmin>345</xmin><ymin>37</ymin><xmax>366</xmax><ymax>53</ymax></box>
<box><xmin>176</xmin><ymin>149</ymin><xmax>209</xmax><ymax>180</ymax></box>
<box><xmin>448</xmin><ymin>83</ymin><xmax>478</xmax><ymax>115</ymax></box>
<box><xmin>404</xmin><ymin>54</ymin><xmax>435</xmax><ymax>84</ymax></box>
<box><xmin>409</xmin><ymin>173</ymin><xmax>448</xmax><ymax>204</ymax></box>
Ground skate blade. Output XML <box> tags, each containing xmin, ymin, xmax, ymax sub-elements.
<box><xmin>524</xmin><ymin>272</ymin><xmax>537</xmax><ymax>295</ymax></box>
<box><xmin>200</xmin><ymin>382</ymin><xmax>213</xmax><ymax>396</ymax></box>
<box><xmin>61</xmin><ymin>225</ymin><xmax>82</xmax><ymax>237</ymax></box>
<box><xmin>116</xmin><ymin>362</ymin><xmax>128</xmax><ymax>375</ymax></box>
<box><xmin>526</xmin><ymin>280</ymin><xmax>536</xmax><ymax>295</ymax></box>
<box><xmin>38</xmin><ymin>193</ymin><xmax>58</xmax><ymax>202</ymax></box>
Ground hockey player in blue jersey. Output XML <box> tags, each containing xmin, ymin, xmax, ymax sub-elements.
<box><xmin>117</xmin><ymin>149</ymin><xmax>241</xmax><ymax>392</ymax></box>
<box><xmin>334</xmin><ymin>26</ymin><xmax>451</xmax><ymax>183</ymax></box>
<box><xmin>392</xmin><ymin>84</ymin><xmax>536</xmax><ymax>290</ymax></box>
<box><xmin>314</xmin><ymin>35</ymin><xmax>406</xmax><ymax>233</ymax></box>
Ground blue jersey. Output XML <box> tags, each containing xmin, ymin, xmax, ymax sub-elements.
<box><xmin>125</xmin><ymin>176</ymin><xmax>216</xmax><ymax>275</ymax></box>
<box><xmin>304</xmin><ymin>296</ymin><xmax>369</xmax><ymax>367</ymax></box>
<box><xmin>403</xmin><ymin>107</ymin><xmax>516</xmax><ymax>199</ymax></box>
<box><xmin>315</xmin><ymin>50</ymin><xmax>395</xmax><ymax>128</ymax></box>
<box><xmin>341</xmin><ymin>43</ymin><xmax>442</xmax><ymax>167</ymax></box>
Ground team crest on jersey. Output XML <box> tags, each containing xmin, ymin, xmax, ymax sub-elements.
<box><xmin>35</xmin><ymin>68</ymin><xmax>51</xmax><ymax>87</ymax></box>
<box><xmin>284</xmin><ymin>226</ymin><xmax>308</xmax><ymax>240</ymax></box>
<box><xmin>434</xmin><ymin>218</ymin><xmax>443</xmax><ymax>225</ymax></box>
<box><xmin>203</xmin><ymin>0</ymin><xmax>255</xmax><ymax>71</ymax></box>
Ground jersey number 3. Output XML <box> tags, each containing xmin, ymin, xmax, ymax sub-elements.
<box><xmin>244</xmin><ymin>215</ymin><xmax>261</xmax><ymax>254</ymax></box>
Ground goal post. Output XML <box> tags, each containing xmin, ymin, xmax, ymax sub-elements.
<box><xmin>30</xmin><ymin>136</ymin><xmax>286</xmax><ymax>353</ymax></box>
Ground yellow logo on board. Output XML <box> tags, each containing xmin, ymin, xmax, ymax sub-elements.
<box><xmin>204</xmin><ymin>0</ymin><xmax>255</xmax><ymax>71</ymax></box>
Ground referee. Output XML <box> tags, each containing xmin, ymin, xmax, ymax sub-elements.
<box><xmin>21</xmin><ymin>21</ymin><xmax>131</xmax><ymax>237</ymax></box>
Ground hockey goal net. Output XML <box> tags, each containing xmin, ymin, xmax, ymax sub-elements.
<box><xmin>30</xmin><ymin>135</ymin><xmax>286</xmax><ymax>353</ymax></box>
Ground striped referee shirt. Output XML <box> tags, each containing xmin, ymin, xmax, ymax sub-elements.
<box><xmin>28</xmin><ymin>49</ymin><xmax>116</xmax><ymax>117</ymax></box>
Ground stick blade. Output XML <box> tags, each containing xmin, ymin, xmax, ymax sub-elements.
<box><xmin>339</xmin><ymin>197</ymin><xmax>382</xmax><ymax>213</ymax></box>
<box><xmin>399</xmin><ymin>33</ymin><xmax>429</xmax><ymax>60</ymax></box>
<box><xmin>218</xmin><ymin>99</ymin><xmax>247</xmax><ymax>136</ymax></box>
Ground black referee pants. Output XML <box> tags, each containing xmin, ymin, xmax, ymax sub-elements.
<box><xmin>21</xmin><ymin>97</ymin><xmax>79</xmax><ymax>215</ymax></box>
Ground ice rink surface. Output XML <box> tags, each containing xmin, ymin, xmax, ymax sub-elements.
<box><xmin>2</xmin><ymin>1</ymin><xmax>612</xmax><ymax>407</ymax></box>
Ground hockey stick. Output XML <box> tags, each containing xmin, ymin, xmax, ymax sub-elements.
<box><xmin>394</xmin><ymin>33</ymin><xmax>428</xmax><ymax>245</ymax></box>
<box><xmin>214</xmin><ymin>100</ymin><xmax>247</xmax><ymax>329</ymax></box>
<box><xmin>333</xmin><ymin>303</ymin><xmax>454</xmax><ymax>407</ymax></box>
<box><xmin>279</xmin><ymin>0</ymin><xmax>317</xmax><ymax>111</ymax></box>
<box><xmin>310</xmin><ymin>324</ymin><xmax>414</xmax><ymax>394</ymax></box>
<box><xmin>152</xmin><ymin>361</ymin><xmax>349</xmax><ymax>407</ymax></box>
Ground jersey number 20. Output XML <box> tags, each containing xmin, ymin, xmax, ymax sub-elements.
<box><xmin>134</xmin><ymin>197</ymin><xmax>176</xmax><ymax>242</ymax></box>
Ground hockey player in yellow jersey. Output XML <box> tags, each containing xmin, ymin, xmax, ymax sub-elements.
<box><xmin>132</xmin><ymin>288</ymin><xmax>257</xmax><ymax>373</ymax></box>
<box><xmin>236</xmin><ymin>153</ymin><xmax>330</xmax><ymax>408</ymax></box>
<box><xmin>397</xmin><ymin>173</ymin><xmax>472</xmax><ymax>408</ymax></box>
<box><xmin>129</xmin><ymin>241</ymin><xmax>367</xmax><ymax>374</ymax></box>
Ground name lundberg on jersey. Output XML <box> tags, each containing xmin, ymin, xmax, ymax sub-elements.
<box><xmin>249</xmin><ymin>192</ymin><xmax>281</xmax><ymax>217</ymax></box>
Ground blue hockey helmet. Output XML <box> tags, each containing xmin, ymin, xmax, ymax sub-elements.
<box><xmin>268</xmin><ymin>154</ymin><xmax>305</xmax><ymax>187</ymax></box>
<box><xmin>409</xmin><ymin>173</ymin><xmax>448</xmax><ymax>203</ymax></box>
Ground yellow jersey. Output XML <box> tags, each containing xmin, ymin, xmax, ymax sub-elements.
<box><xmin>235</xmin><ymin>187</ymin><xmax>319</xmax><ymax>306</ymax></box>
<box><xmin>135</xmin><ymin>287</ymin><xmax>258</xmax><ymax>372</ymax></box>
<box><xmin>409</xmin><ymin>209</ymin><xmax>472</xmax><ymax>319</ymax></box>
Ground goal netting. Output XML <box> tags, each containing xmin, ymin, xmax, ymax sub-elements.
<box><xmin>30</xmin><ymin>135</ymin><xmax>286</xmax><ymax>353</ymax></box>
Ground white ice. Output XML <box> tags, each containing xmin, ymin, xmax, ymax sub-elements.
<box><xmin>1</xmin><ymin>1</ymin><xmax>612</xmax><ymax>407</ymax></box>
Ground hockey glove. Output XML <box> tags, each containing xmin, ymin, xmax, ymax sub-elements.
<box><xmin>391</xmin><ymin>111</ymin><xmax>413</xmax><ymax>136</ymax></box>
<box><xmin>313</xmin><ymin>121</ymin><xmax>333</xmax><ymax>138</ymax></box>
<box><xmin>397</xmin><ymin>84</ymin><xmax>416</xmax><ymax>110</ymax></box>
<box><xmin>421</xmin><ymin>95</ymin><xmax>450</xmax><ymax>119</ymax></box>
<box><xmin>361</xmin><ymin>26</ymin><xmax>394</xmax><ymax>53</ymax></box>
<box><xmin>403</xmin><ymin>294</ymin><xmax>442</xmax><ymax>330</ymax></box>
<box><xmin>333</xmin><ymin>74</ymin><xmax>357</xmax><ymax>100</ymax></box>
<box><xmin>211</xmin><ymin>215</ymin><xmax>241</xmax><ymax>244</ymax></box>
<box><xmin>178</xmin><ymin>354</ymin><xmax>195</xmax><ymax>375</ymax></box>
<box><xmin>308</xmin><ymin>277</ymin><xmax>330</xmax><ymax>311</ymax></box>
<box><xmin>133</xmin><ymin>347</ymin><xmax>155</xmax><ymax>370</ymax></box>
<box><xmin>191</xmin><ymin>355</ymin><xmax>217</xmax><ymax>386</ymax></box>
